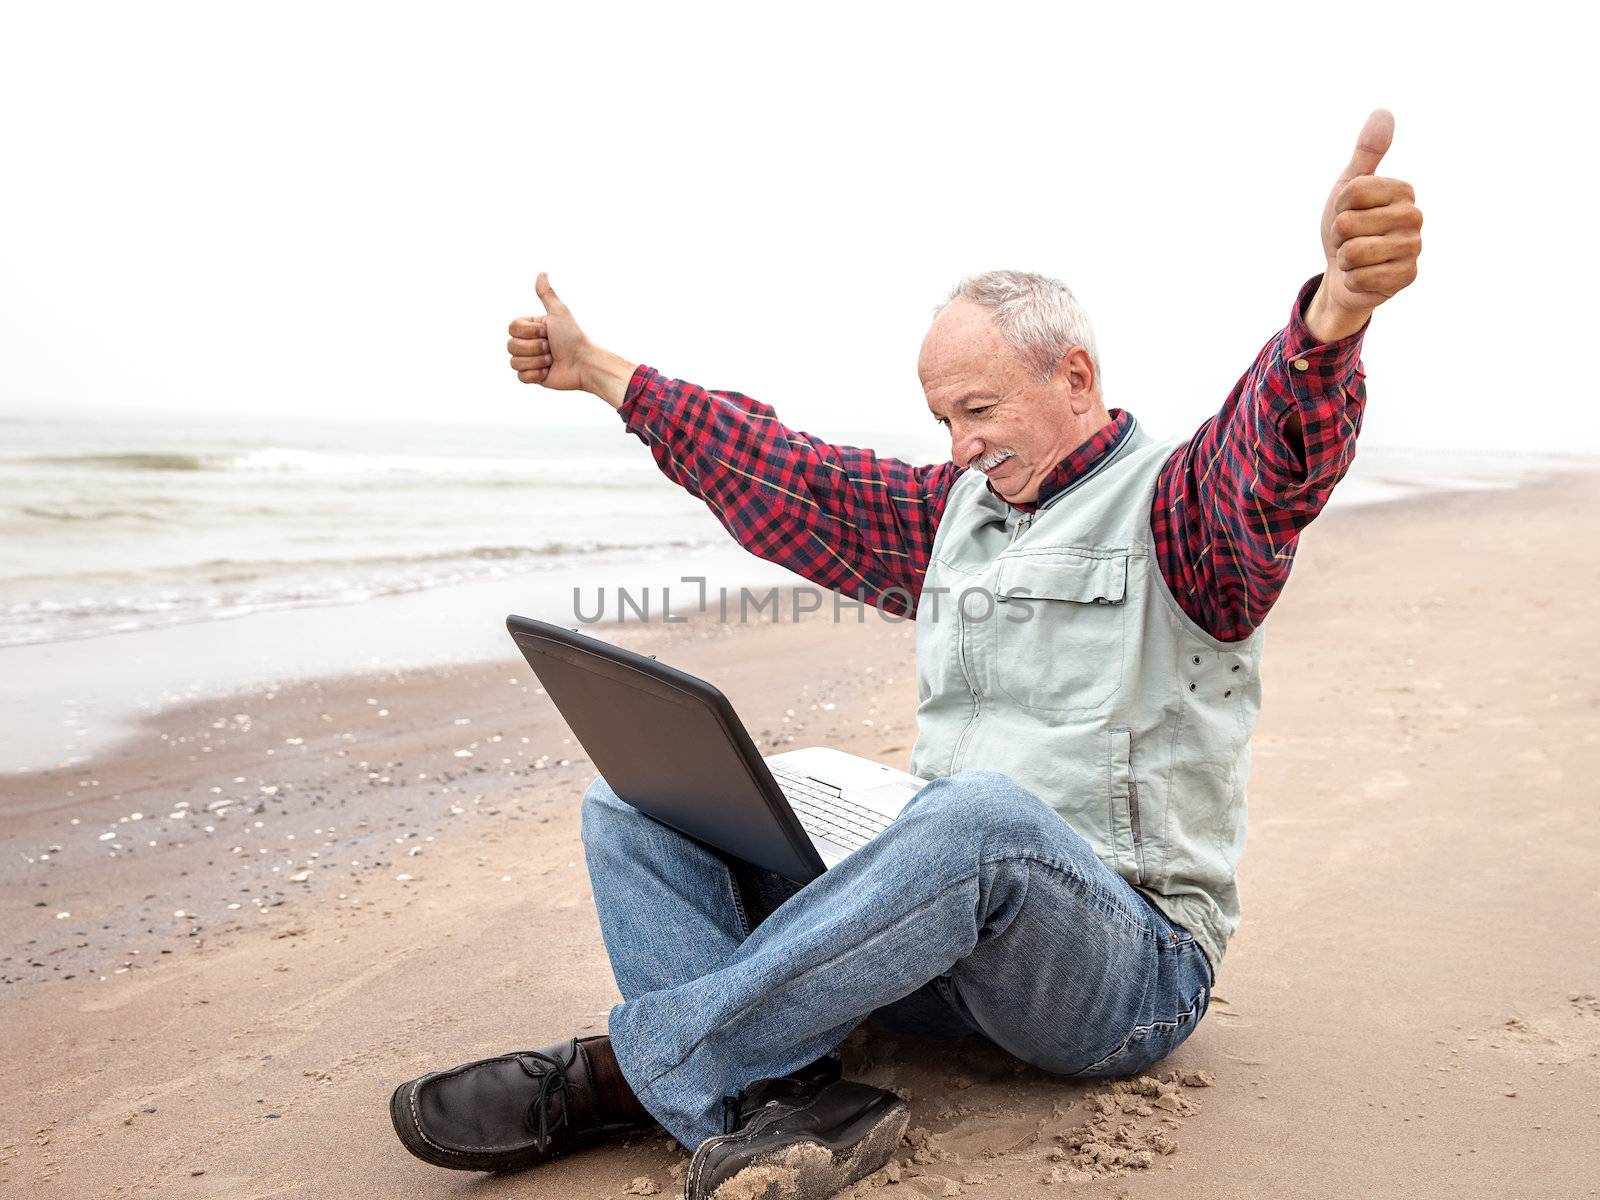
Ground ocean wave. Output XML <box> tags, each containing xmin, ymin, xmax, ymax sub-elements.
<box><xmin>12</xmin><ymin>447</ymin><xmax>665</xmax><ymax>481</ymax></box>
<box><xmin>0</xmin><ymin>536</ymin><xmax>719</xmax><ymax>646</ymax></box>
<box><xmin>18</xmin><ymin>504</ymin><xmax>171</xmax><ymax>523</ymax></box>
<box><xmin>187</xmin><ymin>540</ymin><xmax>707</xmax><ymax>574</ymax></box>
<box><xmin>19</xmin><ymin>452</ymin><xmax>213</xmax><ymax>471</ymax></box>
<box><xmin>0</xmin><ymin>538</ymin><xmax>713</xmax><ymax>587</ymax></box>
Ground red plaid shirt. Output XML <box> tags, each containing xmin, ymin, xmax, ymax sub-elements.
<box><xmin>617</xmin><ymin>274</ymin><xmax>1368</xmax><ymax>642</ymax></box>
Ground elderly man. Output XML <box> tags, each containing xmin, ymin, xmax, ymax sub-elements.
<box><xmin>390</xmin><ymin>110</ymin><xmax>1421</xmax><ymax>1199</ymax></box>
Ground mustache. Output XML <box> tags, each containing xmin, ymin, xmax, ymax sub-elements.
<box><xmin>970</xmin><ymin>448</ymin><xmax>1018</xmax><ymax>472</ymax></box>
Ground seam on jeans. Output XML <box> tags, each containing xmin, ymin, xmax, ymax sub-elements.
<box><xmin>725</xmin><ymin>866</ymin><xmax>752</xmax><ymax>940</ymax></box>
<box><xmin>1067</xmin><ymin>983</ymin><xmax>1209</xmax><ymax>1078</ymax></box>
<box><xmin>973</xmin><ymin>851</ymin><xmax>1034</xmax><ymax>945</ymax></box>
<box><xmin>976</xmin><ymin>850</ymin><xmax>1155</xmax><ymax>942</ymax></box>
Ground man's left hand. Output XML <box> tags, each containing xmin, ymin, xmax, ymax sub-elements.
<box><xmin>1307</xmin><ymin>108</ymin><xmax>1424</xmax><ymax>342</ymax></box>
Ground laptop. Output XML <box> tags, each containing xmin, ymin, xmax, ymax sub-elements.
<box><xmin>505</xmin><ymin>614</ymin><xmax>930</xmax><ymax>882</ymax></box>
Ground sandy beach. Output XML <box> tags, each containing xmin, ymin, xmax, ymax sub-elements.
<box><xmin>4</xmin><ymin>467</ymin><xmax>1599</xmax><ymax>1199</ymax></box>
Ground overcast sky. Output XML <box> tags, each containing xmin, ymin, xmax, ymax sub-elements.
<box><xmin>1</xmin><ymin>1</ymin><xmax>1592</xmax><ymax>455</ymax></box>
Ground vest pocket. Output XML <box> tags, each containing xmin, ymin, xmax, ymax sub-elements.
<box><xmin>991</xmin><ymin>551</ymin><xmax>1129</xmax><ymax>713</ymax></box>
<box><xmin>1107</xmin><ymin>725</ymin><xmax>1146</xmax><ymax>885</ymax></box>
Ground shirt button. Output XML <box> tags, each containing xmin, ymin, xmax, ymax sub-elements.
<box><xmin>1292</xmin><ymin>358</ymin><xmax>1310</xmax><ymax>372</ymax></box>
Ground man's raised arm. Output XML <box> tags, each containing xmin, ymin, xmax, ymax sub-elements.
<box><xmin>1151</xmin><ymin>108</ymin><xmax>1423</xmax><ymax>643</ymax></box>
<box><xmin>506</xmin><ymin>275</ymin><xmax>957</xmax><ymax>617</ymax></box>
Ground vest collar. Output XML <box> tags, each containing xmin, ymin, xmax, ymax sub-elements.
<box><xmin>986</xmin><ymin>409</ymin><xmax>1138</xmax><ymax>515</ymax></box>
<box><xmin>986</xmin><ymin>409</ymin><xmax>1141</xmax><ymax>519</ymax></box>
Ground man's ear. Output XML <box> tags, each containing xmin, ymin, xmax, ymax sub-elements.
<box><xmin>1053</xmin><ymin>346</ymin><xmax>1098</xmax><ymax>413</ymax></box>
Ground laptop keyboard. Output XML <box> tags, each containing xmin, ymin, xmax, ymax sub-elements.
<box><xmin>769</xmin><ymin>763</ymin><xmax>894</xmax><ymax>853</ymax></box>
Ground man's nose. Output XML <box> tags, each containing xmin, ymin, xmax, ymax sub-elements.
<box><xmin>953</xmin><ymin>432</ymin><xmax>984</xmax><ymax>468</ymax></box>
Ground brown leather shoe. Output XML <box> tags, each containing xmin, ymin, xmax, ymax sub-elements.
<box><xmin>687</xmin><ymin>1067</ymin><xmax>908</xmax><ymax>1200</ymax></box>
<box><xmin>390</xmin><ymin>1036</ymin><xmax>651</xmax><ymax>1172</ymax></box>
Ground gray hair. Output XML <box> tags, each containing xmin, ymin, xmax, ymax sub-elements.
<box><xmin>938</xmin><ymin>270</ymin><xmax>1103</xmax><ymax>388</ymax></box>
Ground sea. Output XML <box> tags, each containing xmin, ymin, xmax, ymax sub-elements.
<box><xmin>0</xmin><ymin>412</ymin><xmax>748</xmax><ymax>649</ymax></box>
<box><xmin>2</xmin><ymin>410</ymin><xmax>1595</xmax><ymax>774</ymax></box>
<box><xmin>3</xmin><ymin>411</ymin><xmax>1594</xmax><ymax>652</ymax></box>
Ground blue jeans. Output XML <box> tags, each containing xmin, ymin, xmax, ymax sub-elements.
<box><xmin>580</xmin><ymin>768</ymin><xmax>1214</xmax><ymax>1149</ymax></box>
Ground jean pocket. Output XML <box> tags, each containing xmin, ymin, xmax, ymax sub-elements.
<box><xmin>1064</xmin><ymin>985</ymin><xmax>1209</xmax><ymax>1080</ymax></box>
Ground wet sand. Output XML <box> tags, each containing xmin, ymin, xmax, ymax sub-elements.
<box><xmin>4</xmin><ymin>469</ymin><xmax>1600</xmax><ymax>1198</ymax></box>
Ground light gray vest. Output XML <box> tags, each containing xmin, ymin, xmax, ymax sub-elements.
<box><xmin>907</xmin><ymin>419</ymin><xmax>1265</xmax><ymax>974</ymax></box>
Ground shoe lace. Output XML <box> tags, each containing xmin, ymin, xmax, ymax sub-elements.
<box><xmin>521</xmin><ymin>1050</ymin><xmax>570</xmax><ymax>1153</ymax></box>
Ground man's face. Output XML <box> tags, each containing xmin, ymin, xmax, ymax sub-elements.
<box><xmin>918</xmin><ymin>298</ymin><xmax>1106</xmax><ymax>506</ymax></box>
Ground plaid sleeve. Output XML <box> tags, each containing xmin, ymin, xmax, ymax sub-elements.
<box><xmin>1151</xmin><ymin>273</ymin><xmax>1369</xmax><ymax>642</ymax></box>
<box><xmin>617</xmin><ymin>366</ymin><xmax>958</xmax><ymax>616</ymax></box>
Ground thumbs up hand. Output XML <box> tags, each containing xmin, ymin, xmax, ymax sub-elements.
<box><xmin>507</xmin><ymin>272</ymin><xmax>588</xmax><ymax>391</ymax></box>
<box><xmin>506</xmin><ymin>274</ymin><xmax>641</xmax><ymax>409</ymax></box>
<box><xmin>1308</xmin><ymin>109</ymin><xmax>1424</xmax><ymax>341</ymax></box>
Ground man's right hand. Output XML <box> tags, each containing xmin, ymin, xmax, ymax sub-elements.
<box><xmin>506</xmin><ymin>273</ymin><xmax>639</xmax><ymax>409</ymax></box>
<box><xmin>507</xmin><ymin>273</ymin><xmax>585</xmax><ymax>391</ymax></box>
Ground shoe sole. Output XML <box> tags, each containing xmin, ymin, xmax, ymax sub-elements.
<box><xmin>686</xmin><ymin>1092</ymin><xmax>910</xmax><ymax>1200</ymax></box>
